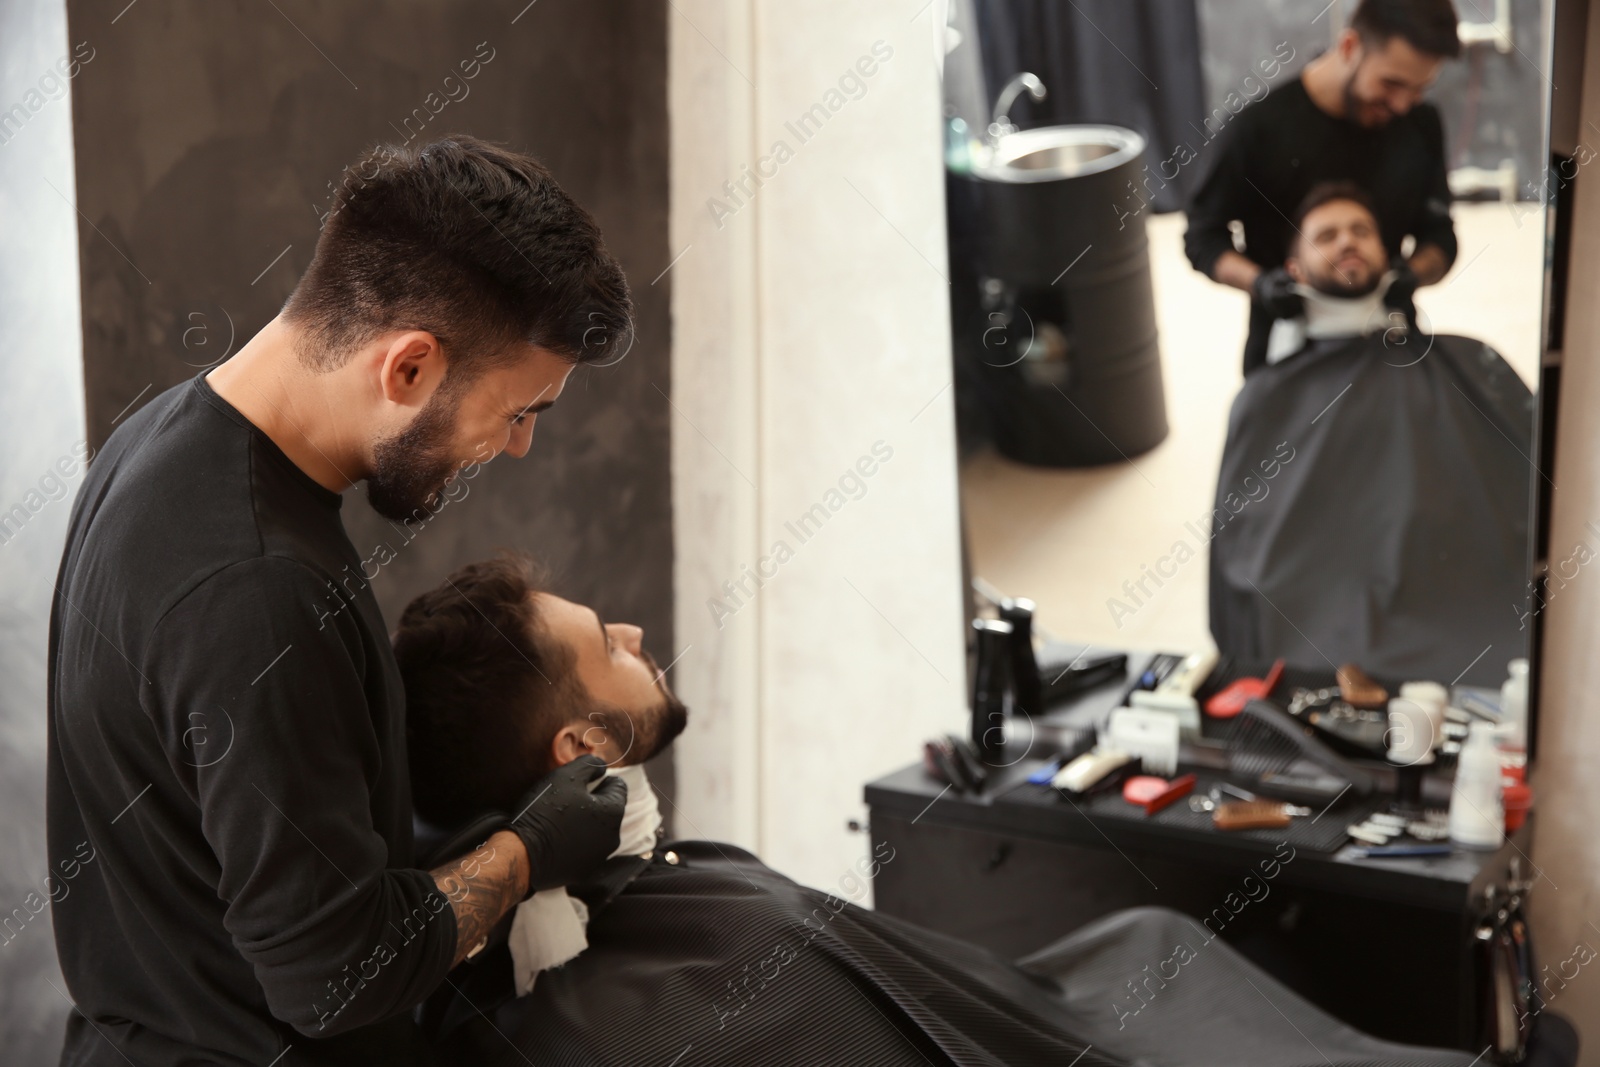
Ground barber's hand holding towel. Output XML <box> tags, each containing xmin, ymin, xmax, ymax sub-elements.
<box><xmin>510</xmin><ymin>754</ymin><xmax>629</xmax><ymax>896</ymax></box>
<box><xmin>1251</xmin><ymin>266</ymin><xmax>1305</xmax><ymax>321</ymax></box>
<box><xmin>1382</xmin><ymin>257</ymin><xmax>1421</xmax><ymax>332</ymax></box>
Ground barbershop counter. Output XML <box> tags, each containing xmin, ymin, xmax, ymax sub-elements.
<box><xmin>865</xmin><ymin>649</ymin><xmax>1534</xmax><ymax>1051</ymax></box>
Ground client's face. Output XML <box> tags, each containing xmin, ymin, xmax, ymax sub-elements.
<box><xmin>533</xmin><ymin>593</ymin><xmax>689</xmax><ymax>767</ymax></box>
<box><xmin>1288</xmin><ymin>199</ymin><xmax>1388</xmax><ymax>298</ymax></box>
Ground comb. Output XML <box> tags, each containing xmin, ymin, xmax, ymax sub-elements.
<box><xmin>1213</xmin><ymin>800</ymin><xmax>1293</xmax><ymax>831</ymax></box>
<box><xmin>1225</xmin><ymin>699</ymin><xmax>1375</xmax><ymax>804</ymax></box>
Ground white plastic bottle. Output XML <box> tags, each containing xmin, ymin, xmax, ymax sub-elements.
<box><xmin>1497</xmin><ymin>658</ymin><xmax>1529</xmax><ymax>755</ymax></box>
<box><xmin>1450</xmin><ymin>721</ymin><xmax>1505</xmax><ymax>850</ymax></box>
<box><xmin>1399</xmin><ymin>681</ymin><xmax>1448</xmax><ymax>753</ymax></box>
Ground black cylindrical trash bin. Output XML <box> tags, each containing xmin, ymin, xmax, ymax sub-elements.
<box><xmin>948</xmin><ymin>125</ymin><xmax>1167</xmax><ymax>467</ymax></box>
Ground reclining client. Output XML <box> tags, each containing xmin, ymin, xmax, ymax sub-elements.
<box><xmin>397</xmin><ymin>555</ymin><xmax>1482</xmax><ymax>1067</ymax></box>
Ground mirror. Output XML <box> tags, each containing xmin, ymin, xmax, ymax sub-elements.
<box><xmin>942</xmin><ymin>0</ymin><xmax>1547</xmax><ymax>697</ymax></box>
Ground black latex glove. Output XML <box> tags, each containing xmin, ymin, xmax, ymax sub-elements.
<box><xmin>1383</xmin><ymin>258</ymin><xmax>1421</xmax><ymax>327</ymax></box>
<box><xmin>508</xmin><ymin>754</ymin><xmax>627</xmax><ymax>896</ymax></box>
<box><xmin>1250</xmin><ymin>265</ymin><xmax>1304</xmax><ymax>321</ymax></box>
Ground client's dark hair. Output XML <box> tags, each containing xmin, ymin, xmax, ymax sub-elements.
<box><xmin>1350</xmin><ymin>0</ymin><xmax>1462</xmax><ymax>60</ymax></box>
<box><xmin>1292</xmin><ymin>180</ymin><xmax>1382</xmax><ymax>234</ymax></box>
<box><xmin>282</xmin><ymin>134</ymin><xmax>633</xmax><ymax>382</ymax></box>
<box><xmin>394</xmin><ymin>555</ymin><xmax>621</xmax><ymax>825</ymax></box>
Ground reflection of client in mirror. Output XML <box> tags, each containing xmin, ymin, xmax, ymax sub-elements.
<box><xmin>1208</xmin><ymin>182</ymin><xmax>1535</xmax><ymax>686</ymax></box>
<box><xmin>1264</xmin><ymin>181</ymin><xmax>1412</xmax><ymax>364</ymax></box>
<box><xmin>400</xmin><ymin>556</ymin><xmax>1482</xmax><ymax>1067</ymax></box>
<box><xmin>1284</xmin><ymin>183</ymin><xmax>1390</xmax><ymax>295</ymax></box>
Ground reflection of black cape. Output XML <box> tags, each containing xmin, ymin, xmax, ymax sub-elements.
<box><xmin>1208</xmin><ymin>334</ymin><xmax>1534</xmax><ymax>686</ymax></box>
<box><xmin>430</xmin><ymin>842</ymin><xmax>1474</xmax><ymax>1067</ymax></box>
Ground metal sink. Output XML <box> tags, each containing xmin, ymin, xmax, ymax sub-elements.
<box><xmin>973</xmin><ymin>125</ymin><xmax>1145</xmax><ymax>184</ymax></box>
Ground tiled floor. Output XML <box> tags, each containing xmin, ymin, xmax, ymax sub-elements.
<box><xmin>960</xmin><ymin>203</ymin><xmax>1545</xmax><ymax>655</ymax></box>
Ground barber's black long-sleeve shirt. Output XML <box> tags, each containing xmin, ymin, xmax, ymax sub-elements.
<box><xmin>1184</xmin><ymin>75</ymin><xmax>1457</xmax><ymax>373</ymax></box>
<box><xmin>46</xmin><ymin>374</ymin><xmax>455</xmax><ymax>1066</ymax></box>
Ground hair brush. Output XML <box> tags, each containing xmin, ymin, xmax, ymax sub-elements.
<box><xmin>1225</xmin><ymin>699</ymin><xmax>1375</xmax><ymax>805</ymax></box>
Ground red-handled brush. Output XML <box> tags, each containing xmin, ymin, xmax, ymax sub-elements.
<box><xmin>1205</xmin><ymin>658</ymin><xmax>1286</xmax><ymax>719</ymax></box>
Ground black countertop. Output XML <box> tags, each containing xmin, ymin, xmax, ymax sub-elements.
<box><xmin>866</xmin><ymin>761</ymin><xmax>1532</xmax><ymax>911</ymax></box>
<box><xmin>865</xmin><ymin>642</ymin><xmax>1533</xmax><ymax>912</ymax></box>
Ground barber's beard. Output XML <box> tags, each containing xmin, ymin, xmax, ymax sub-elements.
<box><xmin>1340</xmin><ymin>59</ymin><xmax>1391</xmax><ymax>128</ymax></box>
<box><xmin>365</xmin><ymin>389</ymin><xmax>463</xmax><ymax>522</ymax></box>
<box><xmin>1341</xmin><ymin>70</ymin><xmax>1364</xmax><ymax>123</ymax></box>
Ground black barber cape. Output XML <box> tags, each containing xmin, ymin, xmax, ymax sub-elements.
<box><xmin>47</xmin><ymin>375</ymin><xmax>454</xmax><ymax>1066</ymax></box>
<box><xmin>1184</xmin><ymin>76</ymin><xmax>1456</xmax><ymax>374</ymax></box>
<box><xmin>1209</xmin><ymin>334</ymin><xmax>1534</xmax><ymax>686</ymax></box>
<box><xmin>430</xmin><ymin>841</ymin><xmax>1477</xmax><ymax>1067</ymax></box>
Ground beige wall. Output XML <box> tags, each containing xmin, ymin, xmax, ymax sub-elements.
<box><xmin>1531</xmin><ymin>0</ymin><xmax>1600</xmax><ymax>1057</ymax></box>
<box><xmin>668</xmin><ymin>3</ymin><xmax>968</xmax><ymax>891</ymax></box>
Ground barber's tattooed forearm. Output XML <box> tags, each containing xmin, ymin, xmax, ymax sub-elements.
<box><xmin>430</xmin><ymin>831</ymin><xmax>528</xmax><ymax>968</ymax></box>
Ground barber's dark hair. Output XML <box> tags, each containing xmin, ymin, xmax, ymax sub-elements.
<box><xmin>395</xmin><ymin>555</ymin><xmax>626</xmax><ymax>825</ymax></box>
<box><xmin>283</xmin><ymin>134</ymin><xmax>633</xmax><ymax>380</ymax></box>
<box><xmin>1291</xmin><ymin>180</ymin><xmax>1382</xmax><ymax>234</ymax></box>
<box><xmin>1350</xmin><ymin>0</ymin><xmax>1462</xmax><ymax>60</ymax></box>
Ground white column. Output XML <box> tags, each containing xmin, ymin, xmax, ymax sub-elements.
<box><xmin>669</xmin><ymin>0</ymin><xmax>967</xmax><ymax>890</ymax></box>
<box><xmin>667</xmin><ymin>0</ymin><xmax>763</xmax><ymax>850</ymax></box>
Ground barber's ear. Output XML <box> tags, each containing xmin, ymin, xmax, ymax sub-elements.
<box><xmin>1336</xmin><ymin>27</ymin><xmax>1362</xmax><ymax>64</ymax></box>
<box><xmin>376</xmin><ymin>330</ymin><xmax>447</xmax><ymax>406</ymax></box>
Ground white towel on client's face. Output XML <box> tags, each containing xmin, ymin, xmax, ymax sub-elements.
<box><xmin>507</xmin><ymin>763</ymin><xmax>660</xmax><ymax>996</ymax></box>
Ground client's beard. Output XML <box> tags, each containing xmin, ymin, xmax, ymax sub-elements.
<box><xmin>588</xmin><ymin>693</ymin><xmax>689</xmax><ymax>769</ymax></box>
<box><xmin>366</xmin><ymin>388</ymin><xmax>462</xmax><ymax>522</ymax></box>
<box><xmin>642</xmin><ymin>693</ymin><xmax>690</xmax><ymax>761</ymax></box>
<box><xmin>619</xmin><ymin>648</ymin><xmax>691</xmax><ymax>766</ymax></box>
<box><xmin>1310</xmin><ymin>268</ymin><xmax>1383</xmax><ymax>300</ymax></box>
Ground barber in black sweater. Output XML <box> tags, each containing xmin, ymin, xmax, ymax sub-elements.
<box><xmin>45</xmin><ymin>135</ymin><xmax>633</xmax><ymax>1066</ymax></box>
<box><xmin>1184</xmin><ymin>0</ymin><xmax>1462</xmax><ymax>374</ymax></box>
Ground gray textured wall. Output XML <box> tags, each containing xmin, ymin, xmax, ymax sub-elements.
<box><xmin>0</xmin><ymin>1</ymin><xmax>88</xmax><ymax>1059</ymax></box>
<box><xmin>8</xmin><ymin>0</ymin><xmax>670</xmax><ymax>1058</ymax></box>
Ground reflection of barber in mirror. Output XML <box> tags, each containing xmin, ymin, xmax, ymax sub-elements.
<box><xmin>1184</xmin><ymin>0</ymin><xmax>1462</xmax><ymax>374</ymax></box>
